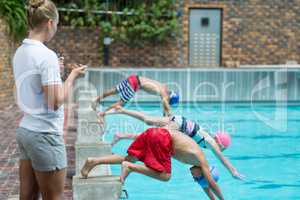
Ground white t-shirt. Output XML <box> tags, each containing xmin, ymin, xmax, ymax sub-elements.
<box><xmin>13</xmin><ymin>39</ymin><xmax>64</xmax><ymax>135</ymax></box>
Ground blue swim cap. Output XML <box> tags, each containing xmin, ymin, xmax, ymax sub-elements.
<box><xmin>193</xmin><ymin>166</ymin><xmax>219</xmax><ymax>188</ymax></box>
<box><xmin>169</xmin><ymin>91</ymin><xmax>179</xmax><ymax>105</ymax></box>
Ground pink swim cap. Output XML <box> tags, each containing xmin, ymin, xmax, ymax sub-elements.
<box><xmin>214</xmin><ymin>131</ymin><xmax>231</xmax><ymax>148</ymax></box>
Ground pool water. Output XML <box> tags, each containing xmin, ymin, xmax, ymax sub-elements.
<box><xmin>104</xmin><ymin>103</ymin><xmax>300</xmax><ymax>200</ymax></box>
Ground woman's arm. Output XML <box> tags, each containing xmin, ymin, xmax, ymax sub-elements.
<box><xmin>43</xmin><ymin>64</ymin><xmax>87</xmax><ymax>110</ymax></box>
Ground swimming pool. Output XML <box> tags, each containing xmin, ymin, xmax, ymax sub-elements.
<box><xmin>104</xmin><ymin>102</ymin><xmax>300</xmax><ymax>200</ymax></box>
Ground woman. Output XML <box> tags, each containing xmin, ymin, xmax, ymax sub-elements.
<box><xmin>81</xmin><ymin>127</ymin><xmax>225</xmax><ymax>200</ymax></box>
<box><xmin>13</xmin><ymin>0</ymin><xmax>86</xmax><ymax>199</ymax></box>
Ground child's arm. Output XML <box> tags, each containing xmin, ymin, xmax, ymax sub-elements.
<box><xmin>162</xmin><ymin>96</ymin><xmax>171</xmax><ymax>116</ymax></box>
<box><xmin>204</xmin><ymin>133</ymin><xmax>244</xmax><ymax>180</ymax></box>
<box><xmin>198</xmin><ymin>157</ymin><xmax>224</xmax><ymax>200</ymax></box>
<box><xmin>112</xmin><ymin>133</ymin><xmax>139</xmax><ymax>146</ymax></box>
<box><xmin>203</xmin><ymin>188</ymin><xmax>216</xmax><ymax>200</ymax></box>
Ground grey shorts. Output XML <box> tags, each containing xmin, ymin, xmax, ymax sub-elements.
<box><xmin>16</xmin><ymin>127</ymin><xmax>67</xmax><ymax>172</ymax></box>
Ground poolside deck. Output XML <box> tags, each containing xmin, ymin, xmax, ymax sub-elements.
<box><xmin>0</xmin><ymin>104</ymin><xmax>77</xmax><ymax>200</ymax></box>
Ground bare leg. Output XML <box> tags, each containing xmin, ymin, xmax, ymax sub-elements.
<box><xmin>34</xmin><ymin>168</ymin><xmax>66</xmax><ymax>200</ymax></box>
<box><xmin>91</xmin><ymin>88</ymin><xmax>118</xmax><ymax>110</ymax></box>
<box><xmin>107</xmin><ymin>106</ymin><xmax>170</xmax><ymax>127</ymax></box>
<box><xmin>104</xmin><ymin>100</ymin><xmax>124</xmax><ymax>114</ymax></box>
<box><xmin>111</xmin><ymin>133</ymin><xmax>122</xmax><ymax>146</ymax></box>
<box><xmin>81</xmin><ymin>154</ymin><xmax>127</xmax><ymax>178</ymax></box>
<box><xmin>19</xmin><ymin>160</ymin><xmax>40</xmax><ymax>200</ymax></box>
<box><xmin>98</xmin><ymin>100</ymin><xmax>124</xmax><ymax>125</ymax></box>
<box><xmin>111</xmin><ymin>133</ymin><xmax>139</xmax><ymax>146</ymax></box>
<box><xmin>120</xmin><ymin>161</ymin><xmax>171</xmax><ymax>184</ymax></box>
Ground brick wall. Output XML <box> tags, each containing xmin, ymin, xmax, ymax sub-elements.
<box><xmin>47</xmin><ymin>27</ymin><xmax>183</xmax><ymax>68</ymax></box>
<box><xmin>48</xmin><ymin>0</ymin><xmax>300</xmax><ymax>67</ymax></box>
<box><xmin>47</xmin><ymin>27</ymin><xmax>103</xmax><ymax>67</ymax></box>
<box><xmin>0</xmin><ymin>19</ymin><xmax>15</xmax><ymax>108</ymax></box>
<box><xmin>183</xmin><ymin>0</ymin><xmax>300</xmax><ymax>66</ymax></box>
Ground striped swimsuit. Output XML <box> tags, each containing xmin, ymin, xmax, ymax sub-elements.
<box><xmin>171</xmin><ymin>115</ymin><xmax>207</xmax><ymax>148</ymax></box>
<box><xmin>116</xmin><ymin>75</ymin><xmax>141</xmax><ymax>103</ymax></box>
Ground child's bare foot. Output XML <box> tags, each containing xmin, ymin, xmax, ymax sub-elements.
<box><xmin>111</xmin><ymin>133</ymin><xmax>121</xmax><ymax>146</ymax></box>
<box><xmin>114</xmin><ymin>105</ymin><xmax>123</xmax><ymax>112</ymax></box>
<box><xmin>91</xmin><ymin>100</ymin><xmax>98</xmax><ymax>111</ymax></box>
<box><xmin>81</xmin><ymin>158</ymin><xmax>96</xmax><ymax>178</ymax></box>
<box><xmin>97</xmin><ymin>112</ymin><xmax>105</xmax><ymax>125</ymax></box>
<box><xmin>105</xmin><ymin>105</ymin><xmax>123</xmax><ymax>115</ymax></box>
<box><xmin>120</xmin><ymin>161</ymin><xmax>132</xmax><ymax>184</ymax></box>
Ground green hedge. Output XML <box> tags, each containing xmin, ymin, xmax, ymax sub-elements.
<box><xmin>0</xmin><ymin>0</ymin><xmax>179</xmax><ymax>44</ymax></box>
<box><xmin>0</xmin><ymin>0</ymin><xmax>27</xmax><ymax>40</ymax></box>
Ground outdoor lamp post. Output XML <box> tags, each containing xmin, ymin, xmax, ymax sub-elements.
<box><xmin>103</xmin><ymin>36</ymin><xmax>112</xmax><ymax>66</ymax></box>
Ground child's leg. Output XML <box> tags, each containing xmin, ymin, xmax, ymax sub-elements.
<box><xmin>120</xmin><ymin>161</ymin><xmax>170</xmax><ymax>183</ymax></box>
<box><xmin>92</xmin><ymin>88</ymin><xmax>118</xmax><ymax>110</ymax></box>
<box><xmin>98</xmin><ymin>100</ymin><xmax>124</xmax><ymax>124</ymax></box>
<box><xmin>105</xmin><ymin>100</ymin><xmax>124</xmax><ymax>113</ymax></box>
<box><xmin>99</xmin><ymin>88</ymin><xmax>118</xmax><ymax>101</ymax></box>
<box><xmin>111</xmin><ymin>133</ymin><xmax>139</xmax><ymax>146</ymax></box>
<box><xmin>81</xmin><ymin>154</ymin><xmax>125</xmax><ymax>178</ymax></box>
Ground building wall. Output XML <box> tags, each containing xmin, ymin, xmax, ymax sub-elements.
<box><xmin>47</xmin><ymin>27</ymin><xmax>183</xmax><ymax>68</ymax></box>
<box><xmin>183</xmin><ymin>0</ymin><xmax>300</xmax><ymax>66</ymax></box>
<box><xmin>47</xmin><ymin>27</ymin><xmax>103</xmax><ymax>67</ymax></box>
<box><xmin>0</xmin><ymin>19</ymin><xmax>15</xmax><ymax>108</ymax></box>
<box><xmin>48</xmin><ymin>0</ymin><xmax>300</xmax><ymax>67</ymax></box>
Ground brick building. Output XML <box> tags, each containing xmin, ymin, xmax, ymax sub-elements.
<box><xmin>48</xmin><ymin>0</ymin><xmax>300</xmax><ymax>67</ymax></box>
<box><xmin>0</xmin><ymin>0</ymin><xmax>300</xmax><ymax>107</ymax></box>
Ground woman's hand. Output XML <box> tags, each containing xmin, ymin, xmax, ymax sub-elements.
<box><xmin>69</xmin><ymin>64</ymin><xmax>88</xmax><ymax>77</ymax></box>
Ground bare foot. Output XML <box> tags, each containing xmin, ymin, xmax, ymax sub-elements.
<box><xmin>105</xmin><ymin>108</ymin><xmax>117</xmax><ymax>115</ymax></box>
<box><xmin>97</xmin><ymin>112</ymin><xmax>105</xmax><ymax>125</ymax></box>
<box><xmin>111</xmin><ymin>133</ymin><xmax>121</xmax><ymax>146</ymax></box>
<box><xmin>106</xmin><ymin>105</ymin><xmax>123</xmax><ymax>115</ymax></box>
<box><xmin>120</xmin><ymin>161</ymin><xmax>132</xmax><ymax>184</ymax></box>
<box><xmin>114</xmin><ymin>105</ymin><xmax>123</xmax><ymax>112</ymax></box>
<box><xmin>81</xmin><ymin>158</ymin><xmax>96</xmax><ymax>178</ymax></box>
<box><xmin>91</xmin><ymin>100</ymin><xmax>97</xmax><ymax>111</ymax></box>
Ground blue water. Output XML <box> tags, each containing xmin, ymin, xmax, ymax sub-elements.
<box><xmin>104</xmin><ymin>103</ymin><xmax>300</xmax><ymax>200</ymax></box>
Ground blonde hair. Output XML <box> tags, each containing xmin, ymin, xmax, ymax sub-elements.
<box><xmin>28</xmin><ymin>0</ymin><xmax>58</xmax><ymax>30</ymax></box>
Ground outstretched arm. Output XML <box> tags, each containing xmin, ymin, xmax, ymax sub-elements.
<box><xmin>203</xmin><ymin>188</ymin><xmax>216</xmax><ymax>200</ymax></box>
<box><xmin>162</xmin><ymin>97</ymin><xmax>171</xmax><ymax>117</ymax></box>
<box><xmin>210</xmin><ymin>144</ymin><xmax>244</xmax><ymax>180</ymax></box>
<box><xmin>199</xmin><ymin>158</ymin><xmax>224</xmax><ymax>200</ymax></box>
<box><xmin>203</xmin><ymin>130</ymin><xmax>244</xmax><ymax>180</ymax></box>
